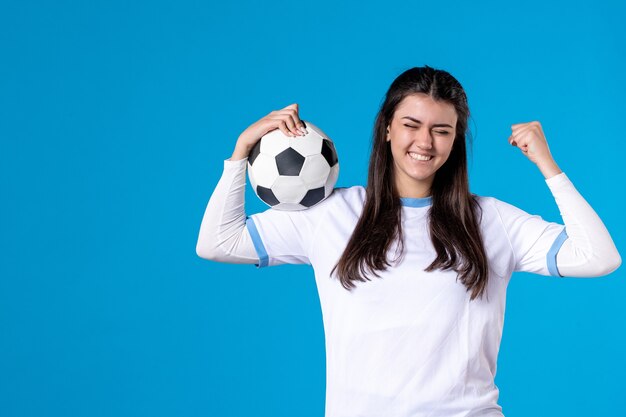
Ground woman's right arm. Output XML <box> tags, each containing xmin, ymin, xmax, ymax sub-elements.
<box><xmin>195</xmin><ymin>153</ymin><xmax>258</xmax><ymax>263</ymax></box>
<box><xmin>195</xmin><ymin>103</ymin><xmax>308</xmax><ymax>264</ymax></box>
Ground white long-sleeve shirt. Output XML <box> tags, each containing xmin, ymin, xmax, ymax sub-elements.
<box><xmin>197</xmin><ymin>156</ymin><xmax>621</xmax><ymax>277</ymax></box>
<box><xmin>196</xmin><ymin>156</ymin><xmax>621</xmax><ymax>417</ymax></box>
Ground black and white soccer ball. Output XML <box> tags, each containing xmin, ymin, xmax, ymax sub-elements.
<box><xmin>247</xmin><ymin>120</ymin><xmax>339</xmax><ymax>211</ymax></box>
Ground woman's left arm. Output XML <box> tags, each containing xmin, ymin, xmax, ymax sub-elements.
<box><xmin>509</xmin><ymin>121</ymin><xmax>622</xmax><ymax>277</ymax></box>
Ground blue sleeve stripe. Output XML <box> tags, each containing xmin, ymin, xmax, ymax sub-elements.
<box><xmin>547</xmin><ymin>228</ymin><xmax>569</xmax><ymax>277</ymax></box>
<box><xmin>245</xmin><ymin>216</ymin><xmax>269</xmax><ymax>268</ymax></box>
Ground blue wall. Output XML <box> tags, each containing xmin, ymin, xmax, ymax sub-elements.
<box><xmin>1</xmin><ymin>0</ymin><xmax>624</xmax><ymax>416</ymax></box>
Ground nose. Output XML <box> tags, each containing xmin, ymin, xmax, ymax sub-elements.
<box><xmin>415</xmin><ymin>129</ymin><xmax>433</xmax><ymax>150</ymax></box>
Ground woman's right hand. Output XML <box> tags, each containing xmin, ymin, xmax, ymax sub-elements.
<box><xmin>231</xmin><ymin>103</ymin><xmax>308</xmax><ymax>160</ymax></box>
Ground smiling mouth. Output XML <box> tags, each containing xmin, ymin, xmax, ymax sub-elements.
<box><xmin>407</xmin><ymin>152</ymin><xmax>433</xmax><ymax>161</ymax></box>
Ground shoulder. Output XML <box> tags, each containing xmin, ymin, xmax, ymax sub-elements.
<box><xmin>330</xmin><ymin>185</ymin><xmax>366</xmax><ymax>204</ymax></box>
<box><xmin>473</xmin><ymin>194</ymin><xmax>517</xmax><ymax>213</ymax></box>
<box><xmin>472</xmin><ymin>193</ymin><xmax>539</xmax><ymax>233</ymax></box>
<box><xmin>300</xmin><ymin>185</ymin><xmax>366</xmax><ymax>218</ymax></box>
<box><xmin>472</xmin><ymin>194</ymin><xmax>518</xmax><ymax>225</ymax></box>
<box><xmin>310</xmin><ymin>184</ymin><xmax>365</xmax><ymax>207</ymax></box>
<box><xmin>329</xmin><ymin>185</ymin><xmax>367</xmax><ymax>213</ymax></box>
<box><xmin>474</xmin><ymin>193</ymin><xmax>529</xmax><ymax>217</ymax></box>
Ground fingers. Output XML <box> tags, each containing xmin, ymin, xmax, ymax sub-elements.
<box><xmin>509</xmin><ymin>131</ymin><xmax>526</xmax><ymax>146</ymax></box>
<box><xmin>510</xmin><ymin>124</ymin><xmax>532</xmax><ymax>140</ymax></box>
<box><xmin>511</xmin><ymin>121</ymin><xmax>541</xmax><ymax>131</ymax></box>
<box><xmin>272</xmin><ymin>117</ymin><xmax>303</xmax><ymax>138</ymax></box>
<box><xmin>511</xmin><ymin>121</ymin><xmax>543</xmax><ymax>140</ymax></box>
<box><xmin>509</xmin><ymin>137</ymin><xmax>529</xmax><ymax>155</ymax></box>
<box><xmin>509</xmin><ymin>121</ymin><xmax>537</xmax><ymax>147</ymax></box>
<box><xmin>271</xmin><ymin>103</ymin><xmax>308</xmax><ymax>137</ymax></box>
<box><xmin>281</xmin><ymin>103</ymin><xmax>307</xmax><ymax>136</ymax></box>
<box><xmin>509</xmin><ymin>121</ymin><xmax>545</xmax><ymax>149</ymax></box>
<box><xmin>509</xmin><ymin>134</ymin><xmax>529</xmax><ymax>151</ymax></box>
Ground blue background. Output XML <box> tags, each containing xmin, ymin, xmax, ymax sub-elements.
<box><xmin>1</xmin><ymin>0</ymin><xmax>624</xmax><ymax>416</ymax></box>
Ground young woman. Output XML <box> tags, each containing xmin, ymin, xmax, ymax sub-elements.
<box><xmin>196</xmin><ymin>66</ymin><xmax>621</xmax><ymax>417</ymax></box>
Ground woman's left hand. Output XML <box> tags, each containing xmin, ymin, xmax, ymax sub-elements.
<box><xmin>509</xmin><ymin>121</ymin><xmax>562</xmax><ymax>178</ymax></box>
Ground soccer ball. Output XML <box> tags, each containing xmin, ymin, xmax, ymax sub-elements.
<box><xmin>247</xmin><ymin>120</ymin><xmax>339</xmax><ymax>211</ymax></box>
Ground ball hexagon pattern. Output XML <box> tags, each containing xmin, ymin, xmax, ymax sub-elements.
<box><xmin>247</xmin><ymin>120</ymin><xmax>340</xmax><ymax>210</ymax></box>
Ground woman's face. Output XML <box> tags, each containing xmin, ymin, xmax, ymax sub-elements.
<box><xmin>386</xmin><ymin>93</ymin><xmax>458</xmax><ymax>198</ymax></box>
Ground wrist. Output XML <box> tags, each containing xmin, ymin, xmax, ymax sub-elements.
<box><xmin>537</xmin><ymin>158</ymin><xmax>562</xmax><ymax>179</ymax></box>
<box><xmin>231</xmin><ymin>142</ymin><xmax>252</xmax><ymax>161</ymax></box>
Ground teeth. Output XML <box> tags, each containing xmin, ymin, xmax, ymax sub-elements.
<box><xmin>408</xmin><ymin>152</ymin><xmax>432</xmax><ymax>161</ymax></box>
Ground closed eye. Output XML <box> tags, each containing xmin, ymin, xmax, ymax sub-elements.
<box><xmin>403</xmin><ymin>124</ymin><xmax>450</xmax><ymax>135</ymax></box>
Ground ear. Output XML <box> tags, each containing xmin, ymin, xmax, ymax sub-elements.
<box><xmin>386</xmin><ymin>125</ymin><xmax>390</xmax><ymax>142</ymax></box>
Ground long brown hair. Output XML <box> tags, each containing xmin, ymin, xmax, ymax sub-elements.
<box><xmin>330</xmin><ymin>65</ymin><xmax>489</xmax><ymax>301</ymax></box>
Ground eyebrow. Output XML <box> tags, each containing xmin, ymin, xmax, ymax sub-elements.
<box><xmin>401</xmin><ymin>116</ymin><xmax>454</xmax><ymax>128</ymax></box>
